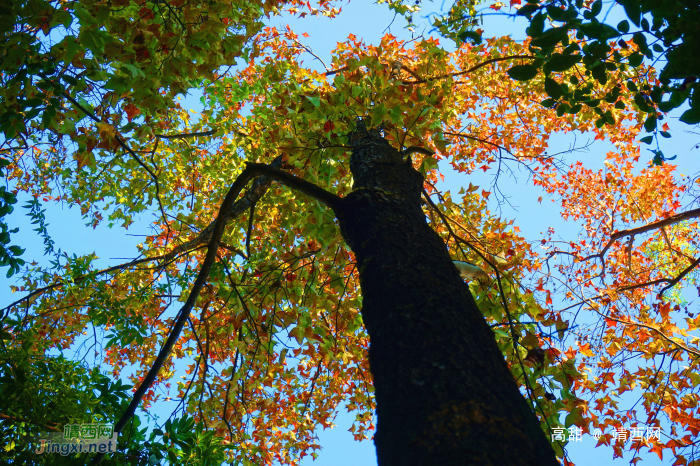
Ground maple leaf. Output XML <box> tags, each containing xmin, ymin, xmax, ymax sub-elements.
<box><xmin>649</xmin><ymin>443</ymin><xmax>664</xmax><ymax>460</ymax></box>
<box><xmin>124</xmin><ymin>103</ymin><xmax>141</xmax><ymax>122</ymax></box>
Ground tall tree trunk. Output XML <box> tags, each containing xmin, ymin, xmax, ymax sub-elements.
<box><xmin>336</xmin><ymin>123</ymin><xmax>559</xmax><ymax>466</ymax></box>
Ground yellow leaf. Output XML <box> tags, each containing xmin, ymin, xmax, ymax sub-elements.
<box><xmin>96</xmin><ymin>122</ymin><xmax>115</xmax><ymax>138</ymax></box>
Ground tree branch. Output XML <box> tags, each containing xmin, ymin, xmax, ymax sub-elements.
<box><xmin>443</xmin><ymin>131</ymin><xmax>516</xmax><ymax>157</ymax></box>
<box><xmin>91</xmin><ymin>160</ymin><xmax>345</xmax><ymax>464</ymax></box>
<box><xmin>586</xmin><ymin>305</ymin><xmax>700</xmax><ymax>359</ymax></box>
<box><xmin>659</xmin><ymin>255</ymin><xmax>700</xmax><ymax>296</ymax></box>
<box><xmin>244</xmin><ymin>162</ymin><xmax>345</xmax><ymax>214</ymax></box>
<box><xmin>161</xmin><ymin>155</ymin><xmax>284</xmax><ymax>262</ymax></box>
<box><xmin>580</xmin><ymin>206</ymin><xmax>700</xmax><ymax>262</ymax></box>
<box><xmin>0</xmin><ymin>256</ymin><xmax>158</xmax><ymax>318</ymax></box>
<box><xmin>402</xmin><ymin>55</ymin><xmax>536</xmax><ymax>85</ymax></box>
<box><xmin>155</xmin><ymin>130</ymin><xmax>217</xmax><ymax>139</ymax></box>
<box><xmin>0</xmin><ymin>413</ymin><xmax>61</xmax><ymax>432</ymax></box>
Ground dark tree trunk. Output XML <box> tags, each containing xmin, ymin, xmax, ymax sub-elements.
<box><xmin>335</xmin><ymin>123</ymin><xmax>559</xmax><ymax>466</ymax></box>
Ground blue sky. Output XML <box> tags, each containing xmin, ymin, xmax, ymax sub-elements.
<box><xmin>3</xmin><ymin>0</ymin><xmax>700</xmax><ymax>465</ymax></box>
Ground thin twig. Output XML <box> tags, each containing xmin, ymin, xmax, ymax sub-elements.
<box><xmin>402</xmin><ymin>55</ymin><xmax>536</xmax><ymax>85</ymax></box>
<box><xmin>155</xmin><ymin>130</ymin><xmax>217</xmax><ymax>139</ymax></box>
<box><xmin>61</xmin><ymin>92</ymin><xmax>170</xmax><ymax>229</ymax></box>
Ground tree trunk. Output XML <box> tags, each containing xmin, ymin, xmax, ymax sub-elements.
<box><xmin>335</xmin><ymin>123</ymin><xmax>559</xmax><ymax>466</ymax></box>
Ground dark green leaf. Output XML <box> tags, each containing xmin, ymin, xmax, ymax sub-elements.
<box><xmin>641</xmin><ymin>18</ymin><xmax>649</xmax><ymax>32</ymax></box>
<box><xmin>632</xmin><ymin>32</ymin><xmax>648</xmax><ymax>50</ymax></box>
<box><xmin>634</xmin><ymin>93</ymin><xmax>650</xmax><ymax>111</ymax></box>
<box><xmin>544</xmin><ymin>54</ymin><xmax>581</xmax><ymax>72</ymax></box>
<box><xmin>507</xmin><ymin>64</ymin><xmax>539</xmax><ymax>81</ymax></box>
<box><xmin>639</xmin><ymin>136</ymin><xmax>654</xmax><ymax>145</ymax></box>
<box><xmin>546</xmin><ymin>5</ymin><xmax>568</xmax><ymax>22</ymax></box>
<box><xmin>531</xmin><ymin>27</ymin><xmax>569</xmax><ymax>48</ymax></box>
<box><xmin>660</xmin><ymin>131</ymin><xmax>671</xmax><ymax>138</ymax></box>
<box><xmin>527</xmin><ymin>13</ymin><xmax>546</xmax><ymax>37</ymax></box>
<box><xmin>458</xmin><ymin>30</ymin><xmax>482</xmax><ymax>45</ymax></box>
<box><xmin>643</xmin><ymin>114</ymin><xmax>657</xmax><ymax>132</ymax></box>
<box><xmin>617</xmin><ymin>20</ymin><xmax>629</xmax><ymax>33</ymax></box>
<box><xmin>680</xmin><ymin>108</ymin><xmax>700</xmax><ymax>125</ymax></box>
<box><xmin>578</xmin><ymin>22</ymin><xmax>620</xmax><ymax>41</ymax></box>
<box><xmin>618</xmin><ymin>0</ymin><xmax>641</xmax><ymax>26</ymax></box>
<box><xmin>8</xmin><ymin>245</ymin><xmax>24</xmax><ymax>255</ymax></box>
<box><xmin>517</xmin><ymin>4</ymin><xmax>540</xmax><ymax>18</ymax></box>
<box><xmin>605</xmin><ymin>111</ymin><xmax>616</xmax><ymax>125</ymax></box>
<box><xmin>544</xmin><ymin>77</ymin><xmax>564</xmax><ymax>99</ymax></box>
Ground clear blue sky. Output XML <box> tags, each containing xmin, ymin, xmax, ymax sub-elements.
<box><xmin>3</xmin><ymin>0</ymin><xmax>699</xmax><ymax>465</ymax></box>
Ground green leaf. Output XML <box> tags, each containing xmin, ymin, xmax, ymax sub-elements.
<box><xmin>8</xmin><ymin>245</ymin><xmax>24</xmax><ymax>255</ymax></box>
<box><xmin>507</xmin><ymin>64</ymin><xmax>539</xmax><ymax>81</ymax></box>
<box><xmin>544</xmin><ymin>54</ymin><xmax>581</xmax><ymax>72</ymax></box>
<box><xmin>618</xmin><ymin>0</ymin><xmax>641</xmax><ymax>26</ymax></box>
<box><xmin>305</xmin><ymin>96</ymin><xmax>321</xmax><ymax>108</ymax></box>
<box><xmin>370</xmin><ymin>103</ymin><xmax>386</xmax><ymax>126</ymax></box>
<box><xmin>632</xmin><ymin>32</ymin><xmax>648</xmax><ymax>51</ymax></box>
<box><xmin>458</xmin><ymin>30</ymin><xmax>482</xmax><ymax>45</ymax></box>
<box><xmin>617</xmin><ymin>20</ymin><xmax>629</xmax><ymax>33</ymax></box>
<box><xmin>680</xmin><ymin>108</ymin><xmax>700</xmax><ymax>125</ymax></box>
<box><xmin>544</xmin><ymin>77</ymin><xmax>564</xmax><ymax>99</ymax></box>
<box><xmin>628</xmin><ymin>53</ymin><xmax>644</xmax><ymax>67</ymax></box>
<box><xmin>634</xmin><ymin>93</ymin><xmax>650</xmax><ymax>111</ymax></box>
<box><xmin>546</xmin><ymin>5</ymin><xmax>569</xmax><ymax>22</ymax></box>
<box><xmin>578</xmin><ymin>22</ymin><xmax>620</xmax><ymax>41</ymax></box>
<box><xmin>643</xmin><ymin>114</ymin><xmax>657</xmax><ymax>132</ymax></box>
<box><xmin>660</xmin><ymin>131</ymin><xmax>671</xmax><ymax>138</ymax></box>
<box><xmin>526</xmin><ymin>13</ymin><xmax>546</xmax><ymax>37</ymax></box>
<box><xmin>530</xmin><ymin>27</ymin><xmax>569</xmax><ymax>48</ymax></box>
<box><xmin>639</xmin><ymin>135</ymin><xmax>654</xmax><ymax>145</ymax></box>
<box><xmin>556</xmin><ymin>103</ymin><xmax>570</xmax><ymax>116</ymax></box>
<box><xmin>516</xmin><ymin>4</ymin><xmax>540</xmax><ymax>18</ymax></box>
<box><xmin>122</xmin><ymin>64</ymin><xmax>145</xmax><ymax>78</ymax></box>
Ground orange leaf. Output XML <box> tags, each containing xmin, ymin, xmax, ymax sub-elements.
<box><xmin>649</xmin><ymin>444</ymin><xmax>664</xmax><ymax>460</ymax></box>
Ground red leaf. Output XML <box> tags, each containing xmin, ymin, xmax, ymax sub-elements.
<box><xmin>124</xmin><ymin>103</ymin><xmax>141</xmax><ymax>122</ymax></box>
<box><xmin>649</xmin><ymin>444</ymin><xmax>664</xmax><ymax>460</ymax></box>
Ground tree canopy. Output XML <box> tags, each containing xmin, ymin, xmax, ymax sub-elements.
<box><xmin>2</xmin><ymin>0</ymin><xmax>700</xmax><ymax>464</ymax></box>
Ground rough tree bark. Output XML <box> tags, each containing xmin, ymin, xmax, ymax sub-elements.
<box><xmin>335</xmin><ymin>121</ymin><xmax>559</xmax><ymax>466</ymax></box>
